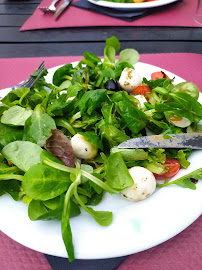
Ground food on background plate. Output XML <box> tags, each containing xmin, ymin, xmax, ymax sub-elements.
<box><xmin>101</xmin><ymin>0</ymin><xmax>156</xmax><ymax>3</ymax></box>
<box><xmin>0</xmin><ymin>36</ymin><xmax>202</xmax><ymax>262</ymax></box>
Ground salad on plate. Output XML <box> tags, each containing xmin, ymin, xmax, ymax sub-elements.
<box><xmin>0</xmin><ymin>36</ymin><xmax>202</xmax><ymax>262</ymax></box>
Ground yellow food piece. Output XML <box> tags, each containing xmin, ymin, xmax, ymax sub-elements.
<box><xmin>133</xmin><ymin>0</ymin><xmax>145</xmax><ymax>3</ymax></box>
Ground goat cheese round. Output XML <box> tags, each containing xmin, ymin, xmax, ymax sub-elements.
<box><xmin>119</xmin><ymin>68</ymin><xmax>142</xmax><ymax>93</ymax></box>
<box><xmin>71</xmin><ymin>134</ymin><xmax>98</xmax><ymax>160</ymax></box>
<box><xmin>121</xmin><ymin>166</ymin><xmax>156</xmax><ymax>201</ymax></box>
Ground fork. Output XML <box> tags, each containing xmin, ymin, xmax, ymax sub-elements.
<box><xmin>194</xmin><ymin>0</ymin><xmax>202</xmax><ymax>25</ymax></box>
<box><xmin>10</xmin><ymin>61</ymin><xmax>45</xmax><ymax>90</ymax></box>
<box><xmin>38</xmin><ymin>0</ymin><xmax>60</xmax><ymax>14</ymax></box>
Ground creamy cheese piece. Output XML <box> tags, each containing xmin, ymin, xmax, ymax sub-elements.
<box><xmin>134</xmin><ymin>94</ymin><xmax>148</xmax><ymax>109</ymax></box>
<box><xmin>119</xmin><ymin>68</ymin><xmax>142</xmax><ymax>93</ymax></box>
<box><xmin>71</xmin><ymin>134</ymin><xmax>98</xmax><ymax>160</ymax></box>
<box><xmin>121</xmin><ymin>166</ymin><xmax>156</xmax><ymax>201</ymax></box>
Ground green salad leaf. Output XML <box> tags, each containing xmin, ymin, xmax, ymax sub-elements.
<box><xmin>24</xmin><ymin>104</ymin><xmax>56</xmax><ymax>146</ymax></box>
<box><xmin>1</xmin><ymin>105</ymin><xmax>33</xmax><ymax>126</ymax></box>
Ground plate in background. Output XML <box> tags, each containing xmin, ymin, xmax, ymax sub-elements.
<box><xmin>88</xmin><ymin>0</ymin><xmax>179</xmax><ymax>10</ymax></box>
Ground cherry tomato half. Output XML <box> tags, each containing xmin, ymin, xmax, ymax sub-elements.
<box><xmin>154</xmin><ymin>158</ymin><xmax>180</xmax><ymax>180</ymax></box>
<box><xmin>151</xmin><ymin>71</ymin><xmax>169</xmax><ymax>80</ymax></box>
<box><xmin>132</xmin><ymin>85</ymin><xmax>152</xmax><ymax>96</ymax></box>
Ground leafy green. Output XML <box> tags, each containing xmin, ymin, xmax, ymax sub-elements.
<box><xmin>171</xmin><ymin>82</ymin><xmax>199</xmax><ymax>100</ymax></box>
<box><xmin>118</xmin><ymin>101</ymin><xmax>148</xmax><ymax>133</ymax></box>
<box><xmin>1</xmin><ymin>105</ymin><xmax>33</xmax><ymax>126</ymax></box>
<box><xmin>2</xmin><ymin>141</ymin><xmax>43</xmax><ymax>172</ymax></box>
<box><xmin>143</xmin><ymin>148</ymin><xmax>166</xmax><ymax>174</ymax></box>
<box><xmin>157</xmin><ymin>168</ymin><xmax>202</xmax><ymax>189</ymax></box>
<box><xmin>87</xmin><ymin>191</ymin><xmax>104</xmax><ymax>206</ymax></box>
<box><xmin>83</xmin><ymin>52</ymin><xmax>101</xmax><ymax>64</ymax></box>
<box><xmin>0</xmin><ymin>163</ymin><xmax>20</xmax><ymax>175</ymax></box>
<box><xmin>143</xmin><ymin>160</ymin><xmax>165</xmax><ymax>175</ymax></box>
<box><xmin>117</xmin><ymin>48</ymin><xmax>139</xmax><ymax>66</ymax></box>
<box><xmin>103</xmin><ymin>36</ymin><xmax>120</xmax><ymax>68</ymax></box>
<box><xmin>106</xmin><ymin>152</ymin><xmax>134</xmax><ymax>191</ymax></box>
<box><xmin>53</xmin><ymin>64</ymin><xmax>74</xmax><ymax>86</ymax></box>
<box><xmin>100</xmin><ymin>124</ymin><xmax>130</xmax><ymax>148</ymax></box>
<box><xmin>24</xmin><ymin>104</ymin><xmax>56</xmax><ymax>146</ymax></box>
<box><xmin>1</xmin><ymin>88</ymin><xmax>30</xmax><ymax>107</ymax></box>
<box><xmin>47</xmin><ymin>84</ymin><xmax>82</xmax><ymax>117</ymax></box>
<box><xmin>111</xmin><ymin>147</ymin><xmax>148</xmax><ymax>161</ymax></box>
<box><xmin>74</xmin><ymin>187</ymin><xmax>112</xmax><ymax>226</ymax></box>
<box><xmin>0</xmin><ymin>123</ymin><xmax>23</xmax><ymax>150</ymax></box>
<box><xmin>78</xmin><ymin>89</ymin><xmax>107</xmax><ymax>115</ymax></box>
<box><xmin>163</xmin><ymin>134</ymin><xmax>172</xmax><ymax>139</ymax></box>
<box><xmin>0</xmin><ymin>180</ymin><xmax>22</xmax><ymax>201</ymax></box>
<box><xmin>28</xmin><ymin>196</ymin><xmax>80</xmax><ymax>221</ymax></box>
<box><xmin>79</xmin><ymin>131</ymin><xmax>103</xmax><ymax>150</ymax></box>
<box><xmin>44</xmin><ymin>196</ymin><xmax>61</xmax><ymax>210</ymax></box>
<box><xmin>169</xmin><ymin>92</ymin><xmax>202</xmax><ymax>117</ymax></box>
<box><xmin>177</xmin><ymin>150</ymin><xmax>190</xmax><ymax>169</ymax></box>
<box><xmin>22</xmin><ymin>163</ymin><xmax>71</xmax><ymax>200</ymax></box>
<box><xmin>143</xmin><ymin>77</ymin><xmax>168</xmax><ymax>90</ymax></box>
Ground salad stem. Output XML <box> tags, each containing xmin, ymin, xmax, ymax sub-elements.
<box><xmin>81</xmin><ymin>170</ymin><xmax>117</xmax><ymax>194</ymax></box>
<box><xmin>0</xmin><ymin>174</ymin><xmax>23</xmax><ymax>181</ymax></box>
<box><xmin>69</xmin><ymin>112</ymin><xmax>81</xmax><ymax>124</ymax></box>
<box><xmin>156</xmin><ymin>182</ymin><xmax>173</xmax><ymax>187</ymax></box>
<box><xmin>43</xmin><ymin>159</ymin><xmax>77</xmax><ymax>174</ymax></box>
<box><xmin>74</xmin><ymin>187</ymin><xmax>89</xmax><ymax>214</ymax></box>
<box><xmin>63</xmin><ymin>172</ymin><xmax>81</xmax><ymax>214</ymax></box>
<box><xmin>61</xmin><ymin>172</ymin><xmax>81</xmax><ymax>262</ymax></box>
<box><xmin>55</xmin><ymin>118</ymin><xmax>75</xmax><ymax>135</ymax></box>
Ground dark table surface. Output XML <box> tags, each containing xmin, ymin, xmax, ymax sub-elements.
<box><xmin>1</xmin><ymin>0</ymin><xmax>202</xmax><ymax>58</ymax></box>
<box><xmin>1</xmin><ymin>0</ymin><xmax>202</xmax><ymax>269</ymax></box>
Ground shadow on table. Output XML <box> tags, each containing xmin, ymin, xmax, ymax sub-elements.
<box><xmin>45</xmin><ymin>255</ymin><xmax>127</xmax><ymax>270</ymax></box>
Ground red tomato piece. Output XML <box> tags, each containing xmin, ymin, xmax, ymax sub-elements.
<box><xmin>132</xmin><ymin>85</ymin><xmax>152</xmax><ymax>96</ymax></box>
<box><xmin>151</xmin><ymin>71</ymin><xmax>169</xmax><ymax>80</ymax></box>
<box><xmin>154</xmin><ymin>158</ymin><xmax>180</xmax><ymax>180</ymax></box>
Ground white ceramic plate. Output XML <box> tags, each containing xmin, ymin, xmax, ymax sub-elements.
<box><xmin>88</xmin><ymin>0</ymin><xmax>179</xmax><ymax>10</ymax></box>
<box><xmin>0</xmin><ymin>62</ymin><xmax>202</xmax><ymax>259</ymax></box>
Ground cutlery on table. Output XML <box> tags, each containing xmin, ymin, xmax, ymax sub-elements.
<box><xmin>38</xmin><ymin>0</ymin><xmax>60</xmax><ymax>14</ymax></box>
<box><xmin>194</xmin><ymin>0</ymin><xmax>202</xmax><ymax>25</ymax></box>
<box><xmin>54</xmin><ymin>0</ymin><xmax>71</xmax><ymax>20</ymax></box>
<box><xmin>118</xmin><ymin>133</ymin><xmax>202</xmax><ymax>149</ymax></box>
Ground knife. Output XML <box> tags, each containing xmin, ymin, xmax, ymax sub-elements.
<box><xmin>118</xmin><ymin>133</ymin><xmax>202</xmax><ymax>149</ymax></box>
<box><xmin>54</xmin><ymin>0</ymin><xmax>71</xmax><ymax>20</ymax></box>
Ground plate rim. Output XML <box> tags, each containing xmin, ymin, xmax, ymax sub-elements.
<box><xmin>87</xmin><ymin>0</ymin><xmax>180</xmax><ymax>10</ymax></box>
